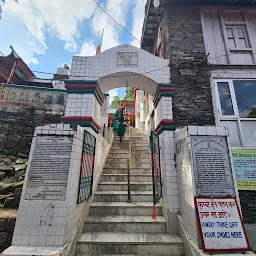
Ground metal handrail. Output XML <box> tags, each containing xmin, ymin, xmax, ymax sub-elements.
<box><xmin>127</xmin><ymin>125</ymin><xmax>132</xmax><ymax>203</ymax></box>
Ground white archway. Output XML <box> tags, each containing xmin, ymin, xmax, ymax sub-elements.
<box><xmin>70</xmin><ymin>44</ymin><xmax>170</xmax><ymax>95</ymax></box>
<box><xmin>97</xmin><ymin>72</ymin><xmax>157</xmax><ymax>95</ymax></box>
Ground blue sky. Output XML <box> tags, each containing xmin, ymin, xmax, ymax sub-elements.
<box><xmin>0</xmin><ymin>0</ymin><xmax>146</xmax><ymax>101</ymax></box>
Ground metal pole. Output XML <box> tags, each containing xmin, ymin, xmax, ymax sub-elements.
<box><xmin>127</xmin><ymin>157</ymin><xmax>131</xmax><ymax>203</ymax></box>
<box><xmin>103</xmin><ymin>124</ymin><xmax>105</xmax><ymax>138</ymax></box>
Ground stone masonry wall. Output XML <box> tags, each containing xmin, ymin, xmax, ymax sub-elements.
<box><xmin>0</xmin><ymin>213</ymin><xmax>16</xmax><ymax>253</ymax></box>
<box><xmin>0</xmin><ymin>103</ymin><xmax>63</xmax><ymax>156</ymax></box>
<box><xmin>162</xmin><ymin>1</ymin><xmax>215</xmax><ymax>127</ymax></box>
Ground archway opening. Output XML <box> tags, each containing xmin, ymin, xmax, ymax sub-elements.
<box><xmin>97</xmin><ymin>71</ymin><xmax>157</xmax><ymax>132</ymax></box>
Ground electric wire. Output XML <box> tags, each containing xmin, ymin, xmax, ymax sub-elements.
<box><xmin>92</xmin><ymin>0</ymin><xmax>140</xmax><ymax>43</ymax></box>
<box><xmin>0</xmin><ymin>62</ymin><xmax>169</xmax><ymax>80</ymax></box>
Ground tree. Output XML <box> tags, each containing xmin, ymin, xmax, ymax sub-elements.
<box><xmin>110</xmin><ymin>96</ymin><xmax>121</xmax><ymax>109</ymax></box>
<box><xmin>124</xmin><ymin>88</ymin><xmax>134</xmax><ymax>100</ymax></box>
<box><xmin>248</xmin><ymin>107</ymin><xmax>256</xmax><ymax>118</ymax></box>
<box><xmin>0</xmin><ymin>0</ymin><xmax>18</xmax><ymax>20</ymax></box>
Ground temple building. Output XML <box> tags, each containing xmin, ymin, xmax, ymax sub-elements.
<box><xmin>0</xmin><ymin>46</ymin><xmax>53</xmax><ymax>88</ymax></box>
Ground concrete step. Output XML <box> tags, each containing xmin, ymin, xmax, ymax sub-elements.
<box><xmin>106</xmin><ymin>158</ymin><xmax>151</xmax><ymax>165</ymax></box>
<box><xmin>112</xmin><ymin>141</ymin><xmax>149</xmax><ymax>146</ymax></box>
<box><xmin>109</xmin><ymin>149</ymin><xmax>150</xmax><ymax>155</ymax></box>
<box><xmin>97</xmin><ymin>182</ymin><xmax>153</xmax><ymax>191</ymax></box>
<box><xmin>77</xmin><ymin>232</ymin><xmax>184</xmax><ymax>255</ymax></box>
<box><xmin>104</xmin><ymin>163</ymin><xmax>151</xmax><ymax>169</ymax></box>
<box><xmin>108</xmin><ymin>153</ymin><xmax>150</xmax><ymax>159</ymax></box>
<box><xmin>111</xmin><ymin>146</ymin><xmax>150</xmax><ymax>150</ymax></box>
<box><xmin>94</xmin><ymin>191</ymin><xmax>153</xmax><ymax>202</ymax></box>
<box><xmin>101</xmin><ymin>174</ymin><xmax>152</xmax><ymax>182</ymax></box>
<box><xmin>89</xmin><ymin>202</ymin><xmax>162</xmax><ymax>216</ymax></box>
<box><xmin>103</xmin><ymin>168</ymin><xmax>151</xmax><ymax>175</ymax></box>
<box><xmin>83</xmin><ymin>216</ymin><xmax>166</xmax><ymax>233</ymax></box>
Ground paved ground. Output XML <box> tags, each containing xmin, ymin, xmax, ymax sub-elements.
<box><xmin>244</xmin><ymin>224</ymin><xmax>256</xmax><ymax>252</ymax></box>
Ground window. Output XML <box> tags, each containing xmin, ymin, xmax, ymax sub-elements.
<box><xmin>215</xmin><ymin>80</ymin><xmax>256</xmax><ymax>148</ymax></box>
<box><xmin>233</xmin><ymin>81</ymin><xmax>256</xmax><ymax>118</ymax></box>
<box><xmin>217</xmin><ymin>82</ymin><xmax>234</xmax><ymax>115</ymax></box>
<box><xmin>225</xmin><ymin>26</ymin><xmax>249</xmax><ymax>49</ymax></box>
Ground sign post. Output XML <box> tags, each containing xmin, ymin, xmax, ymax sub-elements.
<box><xmin>195</xmin><ymin>197</ymin><xmax>250</xmax><ymax>253</ymax></box>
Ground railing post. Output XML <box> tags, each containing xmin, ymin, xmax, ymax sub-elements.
<box><xmin>127</xmin><ymin>125</ymin><xmax>132</xmax><ymax>203</ymax></box>
<box><xmin>103</xmin><ymin>124</ymin><xmax>105</xmax><ymax>138</ymax></box>
<box><xmin>127</xmin><ymin>157</ymin><xmax>131</xmax><ymax>203</ymax></box>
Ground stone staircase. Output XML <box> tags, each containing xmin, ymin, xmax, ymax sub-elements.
<box><xmin>76</xmin><ymin>129</ymin><xmax>184</xmax><ymax>255</ymax></box>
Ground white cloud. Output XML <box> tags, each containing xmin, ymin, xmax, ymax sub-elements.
<box><xmin>79</xmin><ymin>41</ymin><xmax>96</xmax><ymax>56</ymax></box>
<box><xmin>64</xmin><ymin>41</ymin><xmax>77</xmax><ymax>52</ymax></box>
<box><xmin>91</xmin><ymin>0</ymin><xmax>131</xmax><ymax>51</ymax></box>
<box><xmin>1</xmin><ymin>0</ymin><xmax>146</xmax><ymax>66</ymax></box>
<box><xmin>2</xmin><ymin>0</ymin><xmax>97</xmax><ymax>63</ymax></box>
<box><xmin>131</xmin><ymin>0</ymin><xmax>147</xmax><ymax>47</ymax></box>
<box><xmin>108</xmin><ymin>88</ymin><xmax>118</xmax><ymax>105</ymax></box>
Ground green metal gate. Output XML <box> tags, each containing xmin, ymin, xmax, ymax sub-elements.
<box><xmin>150</xmin><ymin>131</ymin><xmax>162</xmax><ymax>205</ymax></box>
<box><xmin>77</xmin><ymin>130</ymin><xmax>96</xmax><ymax>204</ymax></box>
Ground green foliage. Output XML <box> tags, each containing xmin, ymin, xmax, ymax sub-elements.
<box><xmin>124</xmin><ymin>88</ymin><xmax>134</xmax><ymax>100</ymax></box>
<box><xmin>248</xmin><ymin>107</ymin><xmax>256</xmax><ymax>118</ymax></box>
<box><xmin>110</xmin><ymin>96</ymin><xmax>121</xmax><ymax>108</ymax></box>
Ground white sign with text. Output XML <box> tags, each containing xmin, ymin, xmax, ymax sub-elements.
<box><xmin>195</xmin><ymin>197</ymin><xmax>249</xmax><ymax>252</ymax></box>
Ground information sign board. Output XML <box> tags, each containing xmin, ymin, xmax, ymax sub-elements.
<box><xmin>232</xmin><ymin>149</ymin><xmax>256</xmax><ymax>190</ymax></box>
<box><xmin>195</xmin><ymin>197</ymin><xmax>250</xmax><ymax>252</ymax></box>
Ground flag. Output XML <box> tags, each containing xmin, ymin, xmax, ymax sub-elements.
<box><xmin>7</xmin><ymin>62</ymin><xmax>17</xmax><ymax>84</ymax></box>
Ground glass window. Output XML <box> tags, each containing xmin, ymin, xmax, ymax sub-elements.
<box><xmin>217</xmin><ymin>82</ymin><xmax>234</xmax><ymax>115</ymax></box>
<box><xmin>233</xmin><ymin>81</ymin><xmax>256</xmax><ymax>118</ymax></box>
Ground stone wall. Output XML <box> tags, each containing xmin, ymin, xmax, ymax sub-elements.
<box><xmin>162</xmin><ymin>2</ymin><xmax>215</xmax><ymax>127</ymax></box>
<box><xmin>0</xmin><ymin>84</ymin><xmax>67</xmax><ymax>156</ymax></box>
<box><xmin>0</xmin><ymin>211</ymin><xmax>16</xmax><ymax>253</ymax></box>
<box><xmin>0</xmin><ymin>104</ymin><xmax>63</xmax><ymax>156</ymax></box>
<box><xmin>239</xmin><ymin>191</ymin><xmax>256</xmax><ymax>223</ymax></box>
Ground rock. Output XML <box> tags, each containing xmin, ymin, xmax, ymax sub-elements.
<box><xmin>14</xmin><ymin>169</ymin><xmax>26</xmax><ymax>180</ymax></box>
<box><xmin>16</xmin><ymin>176</ymin><xmax>24</xmax><ymax>182</ymax></box>
<box><xmin>12</xmin><ymin>181</ymin><xmax>24</xmax><ymax>189</ymax></box>
<box><xmin>0</xmin><ymin>163</ymin><xmax>14</xmax><ymax>172</ymax></box>
<box><xmin>0</xmin><ymin>194</ymin><xmax>13</xmax><ymax>205</ymax></box>
<box><xmin>17</xmin><ymin>153</ymin><xmax>28</xmax><ymax>159</ymax></box>
<box><xmin>14</xmin><ymin>163</ymin><xmax>27</xmax><ymax>172</ymax></box>
<box><xmin>13</xmin><ymin>188</ymin><xmax>22</xmax><ymax>200</ymax></box>
<box><xmin>0</xmin><ymin>232</ymin><xmax>9</xmax><ymax>246</ymax></box>
<box><xmin>4</xmin><ymin>198</ymin><xmax>19</xmax><ymax>209</ymax></box>
<box><xmin>0</xmin><ymin>172</ymin><xmax>5</xmax><ymax>180</ymax></box>
<box><xmin>1</xmin><ymin>158</ymin><xmax>12</xmax><ymax>164</ymax></box>
<box><xmin>6</xmin><ymin>218</ymin><xmax>16</xmax><ymax>232</ymax></box>
<box><xmin>0</xmin><ymin>218</ymin><xmax>7</xmax><ymax>232</ymax></box>
<box><xmin>1</xmin><ymin>176</ymin><xmax>16</xmax><ymax>183</ymax></box>
<box><xmin>0</xmin><ymin>183</ymin><xmax>15</xmax><ymax>194</ymax></box>
<box><xmin>8</xmin><ymin>156</ymin><xmax>16</xmax><ymax>161</ymax></box>
<box><xmin>15</xmin><ymin>158</ymin><xmax>27</xmax><ymax>165</ymax></box>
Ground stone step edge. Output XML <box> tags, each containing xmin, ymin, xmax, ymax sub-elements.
<box><xmin>78</xmin><ymin>232</ymin><xmax>184</xmax><ymax>245</ymax></box>
<box><xmin>85</xmin><ymin>215</ymin><xmax>166</xmax><ymax>223</ymax></box>
<box><xmin>99</xmin><ymin>182</ymin><xmax>152</xmax><ymax>185</ymax></box>
<box><xmin>101</xmin><ymin>174</ymin><xmax>152</xmax><ymax>176</ymax></box>
<box><xmin>90</xmin><ymin>202</ymin><xmax>161</xmax><ymax>207</ymax></box>
<box><xmin>95</xmin><ymin>191</ymin><xmax>153</xmax><ymax>195</ymax></box>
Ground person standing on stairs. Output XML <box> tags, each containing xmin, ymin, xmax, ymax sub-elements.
<box><xmin>117</xmin><ymin>113</ymin><xmax>126</xmax><ymax>145</ymax></box>
<box><xmin>113</xmin><ymin>109</ymin><xmax>120</xmax><ymax>135</ymax></box>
